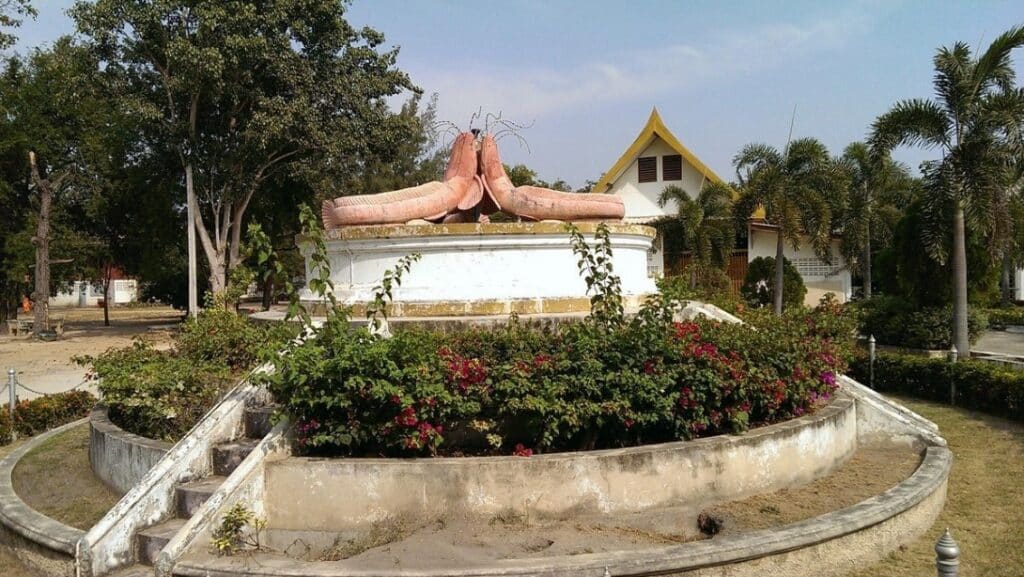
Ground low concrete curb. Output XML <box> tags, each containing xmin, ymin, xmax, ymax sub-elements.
<box><xmin>0</xmin><ymin>419</ymin><xmax>88</xmax><ymax>577</ymax></box>
<box><xmin>89</xmin><ymin>406</ymin><xmax>173</xmax><ymax>496</ymax></box>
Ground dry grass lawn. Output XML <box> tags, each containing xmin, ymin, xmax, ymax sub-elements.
<box><xmin>849</xmin><ymin>396</ymin><xmax>1024</xmax><ymax>577</ymax></box>
<box><xmin>12</xmin><ymin>424</ymin><xmax>120</xmax><ymax>530</ymax></box>
<box><xmin>0</xmin><ymin>439</ymin><xmax>41</xmax><ymax>577</ymax></box>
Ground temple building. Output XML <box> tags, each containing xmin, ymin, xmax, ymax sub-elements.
<box><xmin>593</xmin><ymin>108</ymin><xmax>852</xmax><ymax>305</ymax></box>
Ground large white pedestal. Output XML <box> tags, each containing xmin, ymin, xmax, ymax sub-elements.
<box><xmin>299</xmin><ymin>222</ymin><xmax>658</xmax><ymax>317</ymax></box>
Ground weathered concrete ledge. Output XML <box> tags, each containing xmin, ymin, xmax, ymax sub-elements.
<box><xmin>172</xmin><ymin>445</ymin><xmax>951</xmax><ymax>577</ymax></box>
<box><xmin>264</xmin><ymin>395</ymin><xmax>857</xmax><ymax>532</ymax></box>
<box><xmin>0</xmin><ymin>419</ymin><xmax>88</xmax><ymax>577</ymax></box>
<box><xmin>89</xmin><ymin>406</ymin><xmax>173</xmax><ymax>496</ymax></box>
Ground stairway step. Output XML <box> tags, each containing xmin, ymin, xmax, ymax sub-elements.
<box><xmin>244</xmin><ymin>405</ymin><xmax>276</xmax><ymax>438</ymax></box>
<box><xmin>212</xmin><ymin>438</ymin><xmax>260</xmax><ymax>476</ymax></box>
<box><xmin>137</xmin><ymin>518</ymin><xmax>187</xmax><ymax>565</ymax></box>
<box><xmin>176</xmin><ymin>475</ymin><xmax>227</xmax><ymax>518</ymax></box>
<box><xmin>109</xmin><ymin>565</ymin><xmax>153</xmax><ymax>577</ymax></box>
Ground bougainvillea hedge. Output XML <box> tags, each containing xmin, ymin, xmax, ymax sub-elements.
<box><xmin>262</xmin><ymin>297</ymin><xmax>855</xmax><ymax>458</ymax></box>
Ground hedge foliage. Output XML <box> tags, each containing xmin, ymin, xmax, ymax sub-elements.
<box><xmin>741</xmin><ymin>256</ymin><xmax>807</xmax><ymax>311</ymax></box>
<box><xmin>0</xmin><ymin>390</ymin><xmax>98</xmax><ymax>445</ymax></box>
<box><xmin>849</xmin><ymin>353</ymin><xmax>1024</xmax><ymax>421</ymax></box>
<box><xmin>854</xmin><ymin>295</ymin><xmax>987</xmax><ymax>350</ymax></box>
<box><xmin>986</xmin><ymin>307</ymin><xmax>1024</xmax><ymax>330</ymax></box>
<box><xmin>81</xmin><ymin>309</ymin><xmax>296</xmax><ymax>441</ymax></box>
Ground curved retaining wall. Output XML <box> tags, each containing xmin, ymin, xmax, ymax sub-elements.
<box><xmin>175</xmin><ymin>445</ymin><xmax>951</xmax><ymax>577</ymax></box>
<box><xmin>89</xmin><ymin>406</ymin><xmax>172</xmax><ymax>496</ymax></box>
<box><xmin>265</xmin><ymin>394</ymin><xmax>857</xmax><ymax>531</ymax></box>
<box><xmin>0</xmin><ymin>419</ymin><xmax>87</xmax><ymax>577</ymax></box>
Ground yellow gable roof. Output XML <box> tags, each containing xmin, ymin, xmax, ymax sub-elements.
<box><xmin>593</xmin><ymin>107</ymin><xmax>724</xmax><ymax>193</ymax></box>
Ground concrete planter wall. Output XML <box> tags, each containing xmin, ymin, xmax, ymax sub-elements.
<box><xmin>89</xmin><ymin>406</ymin><xmax>172</xmax><ymax>496</ymax></box>
<box><xmin>265</xmin><ymin>395</ymin><xmax>857</xmax><ymax>532</ymax></box>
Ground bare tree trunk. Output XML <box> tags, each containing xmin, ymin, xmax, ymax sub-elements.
<box><xmin>951</xmin><ymin>205</ymin><xmax>970</xmax><ymax>356</ymax></box>
<box><xmin>261</xmin><ymin>275</ymin><xmax>274</xmax><ymax>311</ymax></box>
<box><xmin>773</xmin><ymin>228</ymin><xmax>785</xmax><ymax>316</ymax></box>
<box><xmin>28</xmin><ymin>152</ymin><xmax>50</xmax><ymax>336</ymax></box>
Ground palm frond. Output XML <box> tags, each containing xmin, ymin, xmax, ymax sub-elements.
<box><xmin>869</xmin><ymin>99</ymin><xmax>951</xmax><ymax>153</ymax></box>
<box><xmin>972</xmin><ymin>25</ymin><xmax>1024</xmax><ymax>95</ymax></box>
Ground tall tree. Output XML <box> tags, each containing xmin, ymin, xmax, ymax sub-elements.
<box><xmin>733</xmin><ymin>138</ymin><xmax>848</xmax><ymax>315</ymax></box>
<box><xmin>870</xmin><ymin>26</ymin><xmax>1024</xmax><ymax>354</ymax></box>
<box><xmin>72</xmin><ymin>0</ymin><xmax>417</xmax><ymax>298</ymax></box>
<box><xmin>840</xmin><ymin>142</ymin><xmax>915</xmax><ymax>298</ymax></box>
<box><xmin>0</xmin><ymin>0</ymin><xmax>33</xmax><ymax>51</ymax></box>
<box><xmin>1</xmin><ymin>38</ymin><xmax>110</xmax><ymax>334</ymax></box>
<box><xmin>658</xmin><ymin>181</ymin><xmax>735</xmax><ymax>287</ymax></box>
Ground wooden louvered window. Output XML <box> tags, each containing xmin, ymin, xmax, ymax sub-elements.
<box><xmin>663</xmin><ymin>155</ymin><xmax>682</xmax><ymax>181</ymax></box>
<box><xmin>638</xmin><ymin>156</ymin><xmax>657</xmax><ymax>183</ymax></box>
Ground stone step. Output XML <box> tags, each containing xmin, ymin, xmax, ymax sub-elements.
<box><xmin>109</xmin><ymin>565</ymin><xmax>153</xmax><ymax>577</ymax></box>
<box><xmin>212</xmin><ymin>438</ymin><xmax>260</xmax><ymax>476</ymax></box>
<box><xmin>244</xmin><ymin>405</ymin><xmax>276</xmax><ymax>439</ymax></box>
<box><xmin>176</xmin><ymin>476</ymin><xmax>226</xmax><ymax>519</ymax></box>
<box><xmin>137</xmin><ymin>518</ymin><xmax>187</xmax><ymax>565</ymax></box>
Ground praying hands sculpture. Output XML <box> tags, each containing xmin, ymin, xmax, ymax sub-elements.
<box><xmin>321</xmin><ymin>131</ymin><xmax>624</xmax><ymax>228</ymax></box>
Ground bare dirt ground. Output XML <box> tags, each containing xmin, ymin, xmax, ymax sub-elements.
<box><xmin>12</xmin><ymin>424</ymin><xmax>120</xmax><ymax>530</ymax></box>
<box><xmin>0</xmin><ymin>306</ymin><xmax>181</xmax><ymax>399</ymax></box>
<box><xmin>199</xmin><ymin>443</ymin><xmax>920</xmax><ymax>572</ymax></box>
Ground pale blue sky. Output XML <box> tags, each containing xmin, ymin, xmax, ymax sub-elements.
<box><xmin>12</xmin><ymin>1</ymin><xmax>1024</xmax><ymax>188</ymax></box>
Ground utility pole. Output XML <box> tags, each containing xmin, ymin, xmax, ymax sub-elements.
<box><xmin>186</xmin><ymin>164</ymin><xmax>198</xmax><ymax>317</ymax></box>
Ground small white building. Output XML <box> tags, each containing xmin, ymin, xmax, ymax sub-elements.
<box><xmin>593</xmin><ymin>108</ymin><xmax>852</xmax><ymax>305</ymax></box>
<box><xmin>49</xmin><ymin>279</ymin><xmax>138</xmax><ymax>308</ymax></box>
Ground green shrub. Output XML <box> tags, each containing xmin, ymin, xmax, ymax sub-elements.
<box><xmin>263</xmin><ymin>298</ymin><xmax>851</xmax><ymax>457</ymax></box>
<box><xmin>84</xmin><ymin>342</ymin><xmax>231</xmax><ymax>441</ymax></box>
<box><xmin>176</xmin><ymin>308</ymin><xmax>297</xmax><ymax>370</ymax></box>
<box><xmin>0</xmin><ymin>411</ymin><xmax>12</xmax><ymax>445</ymax></box>
<box><xmin>986</xmin><ymin>307</ymin><xmax>1024</xmax><ymax>330</ymax></box>
<box><xmin>658</xmin><ymin>265</ymin><xmax>741</xmax><ymax>314</ymax></box>
<box><xmin>740</xmin><ymin>256</ymin><xmax>806</xmax><ymax>311</ymax></box>
<box><xmin>849</xmin><ymin>353</ymin><xmax>1024</xmax><ymax>421</ymax></box>
<box><xmin>12</xmin><ymin>390</ymin><xmax>97</xmax><ymax>437</ymax></box>
<box><xmin>855</xmin><ymin>296</ymin><xmax>987</xmax><ymax>349</ymax></box>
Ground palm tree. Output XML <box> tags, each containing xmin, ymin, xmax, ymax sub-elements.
<box><xmin>733</xmin><ymin>138</ymin><xmax>848</xmax><ymax>315</ymax></box>
<box><xmin>869</xmin><ymin>26</ymin><xmax>1024</xmax><ymax>355</ymax></box>
<box><xmin>657</xmin><ymin>181</ymin><xmax>735</xmax><ymax>288</ymax></box>
<box><xmin>840</xmin><ymin>142</ymin><xmax>915</xmax><ymax>299</ymax></box>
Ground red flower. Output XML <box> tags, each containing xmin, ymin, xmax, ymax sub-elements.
<box><xmin>394</xmin><ymin>406</ymin><xmax>418</xmax><ymax>427</ymax></box>
<box><xmin>513</xmin><ymin>444</ymin><xmax>533</xmax><ymax>457</ymax></box>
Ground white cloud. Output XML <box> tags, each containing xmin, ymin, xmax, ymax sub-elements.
<box><xmin>412</xmin><ymin>3</ymin><xmax>881</xmax><ymax>124</ymax></box>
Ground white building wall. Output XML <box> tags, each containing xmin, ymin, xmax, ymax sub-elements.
<box><xmin>605</xmin><ymin>138</ymin><xmax>709</xmax><ymax>222</ymax></box>
<box><xmin>48</xmin><ymin>279</ymin><xmax>138</xmax><ymax>308</ymax></box>
<box><xmin>748</xmin><ymin>227</ymin><xmax>852</xmax><ymax>305</ymax></box>
<box><xmin>1015</xmin><ymin>267</ymin><xmax>1024</xmax><ymax>302</ymax></box>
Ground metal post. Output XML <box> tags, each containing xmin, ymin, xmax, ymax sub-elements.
<box><xmin>868</xmin><ymin>334</ymin><xmax>876</xmax><ymax>389</ymax></box>
<box><xmin>935</xmin><ymin>528</ymin><xmax>960</xmax><ymax>577</ymax></box>
<box><xmin>948</xmin><ymin>345</ymin><xmax>958</xmax><ymax>406</ymax></box>
<box><xmin>7</xmin><ymin>368</ymin><xmax>15</xmax><ymax>420</ymax></box>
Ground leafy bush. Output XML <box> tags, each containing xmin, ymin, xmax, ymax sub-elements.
<box><xmin>741</xmin><ymin>256</ymin><xmax>806</xmax><ymax>311</ymax></box>
<box><xmin>849</xmin><ymin>353</ymin><xmax>1024</xmax><ymax>421</ymax></box>
<box><xmin>0</xmin><ymin>411</ymin><xmax>12</xmax><ymax>445</ymax></box>
<box><xmin>84</xmin><ymin>342</ymin><xmax>231</xmax><ymax>441</ymax></box>
<box><xmin>658</xmin><ymin>265</ymin><xmax>742</xmax><ymax>314</ymax></box>
<box><xmin>855</xmin><ymin>296</ymin><xmax>987</xmax><ymax>349</ymax></box>
<box><xmin>12</xmin><ymin>390</ymin><xmax>97</xmax><ymax>437</ymax></box>
<box><xmin>176</xmin><ymin>307</ymin><xmax>298</xmax><ymax>370</ymax></box>
<box><xmin>986</xmin><ymin>307</ymin><xmax>1024</xmax><ymax>330</ymax></box>
<box><xmin>263</xmin><ymin>224</ymin><xmax>851</xmax><ymax>458</ymax></box>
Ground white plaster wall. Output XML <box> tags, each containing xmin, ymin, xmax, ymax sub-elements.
<box><xmin>748</xmin><ymin>227</ymin><xmax>851</xmax><ymax>304</ymax></box>
<box><xmin>302</xmin><ymin>228</ymin><xmax>658</xmax><ymax>306</ymax></box>
<box><xmin>1015</xmin><ymin>267</ymin><xmax>1023</xmax><ymax>301</ymax></box>
<box><xmin>606</xmin><ymin>138</ymin><xmax>709</xmax><ymax>222</ymax></box>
